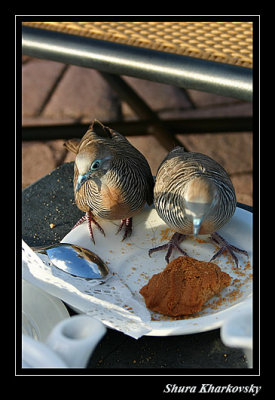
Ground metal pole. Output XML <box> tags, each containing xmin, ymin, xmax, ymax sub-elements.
<box><xmin>22</xmin><ymin>26</ymin><xmax>252</xmax><ymax>102</ymax></box>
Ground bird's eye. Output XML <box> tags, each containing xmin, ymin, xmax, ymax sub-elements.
<box><xmin>91</xmin><ymin>160</ymin><xmax>101</xmax><ymax>170</ymax></box>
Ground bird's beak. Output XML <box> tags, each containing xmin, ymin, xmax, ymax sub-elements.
<box><xmin>75</xmin><ymin>173</ymin><xmax>90</xmax><ymax>192</ymax></box>
<box><xmin>193</xmin><ymin>217</ymin><xmax>203</xmax><ymax>236</ymax></box>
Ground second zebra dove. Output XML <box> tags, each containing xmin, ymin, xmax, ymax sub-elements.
<box><xmin>149</xmin><ymin>146</ymin><xmax>248</xmax><ymax>266</ymax></box>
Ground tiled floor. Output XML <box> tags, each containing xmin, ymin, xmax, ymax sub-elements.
<box><xmin>22</xmin><ymin>56</ymin><xmax>253</xmax><ymax>206</ymax></box>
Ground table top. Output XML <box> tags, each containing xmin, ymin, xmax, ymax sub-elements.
<box><xmin>22</xmin><ymin>162</ymin><xmax>252</xmax><ymax>370</ymax></box>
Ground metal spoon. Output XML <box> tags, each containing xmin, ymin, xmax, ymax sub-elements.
<box><xmin>33</xmin><ymin>243</ymin><xmax>109</xmax><ymax>280</ymax></box>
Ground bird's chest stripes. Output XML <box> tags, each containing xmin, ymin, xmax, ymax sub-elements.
<box><xmin>156</xmin><ymin>194</ymin><xmax>216</xmax><ymax>234</ymax></box>
<box><xmin>99</xmin><ymin>184</ymin><xmax>131</xmax><ymax>218</ymax></box>
<box><xmin>156</xmin><ymin>192</ymin><xmax>185</xmax><ymax>226</ymax></box>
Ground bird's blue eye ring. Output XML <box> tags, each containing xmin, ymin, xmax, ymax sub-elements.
<box><xmin>91</xmin><ymin>159</ymin><xmax>101</xmax><ymax>170</ymax></box>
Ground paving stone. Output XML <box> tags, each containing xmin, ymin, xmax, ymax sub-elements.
<box><xmin>161</xmin><ymin>102</ymin><xmax>252</xmax><ymax>119</ymax></box>
<box><xmin>186</xmin><ymin>89</ymin><xmax>241</xmax><ymax>107</ymax></box>
<box><xmin>64</xmin><ymin>150</ymin><xmax>77</xmax><ymax>164</ymax></box>
<box><xmin>176</xmin><ymin>132</ymin><xmax>252</xmax><ymax>175</ymax></box>
<box><xmin>45</xmin><ymin>140</ymin><xmax>68</xmax><ymax>165</ymax></box>
<box><xmin>121</xmin><ymin>76</ymin><xmax>193</xmax><ymax>119</ymax></box>
<box><xmin>22</xmin><ymin>116</ymin><xmax>76</xmax><ymax>127</ymax></box>
<box><xmin>22</xmin><ymin>141</ymin><xmax>56</xmax><ymax>188</ymax></box>
<box><xmin>42</xmin><ymin>66</ymin><xmax>121</xmax><ymax>122</ymax></box>
<box><xmin>231</xmin><ymin>174</ymin><xmax>253</xmax><ymax>206</ymax></box>
<box><xmin>22</xmin><ymin>59</ymin><xmax>66</xmax><ymax>118</ymax></box>
<box><xmin>126</xmin><ymin>135</ymin><xmax>167</xmax><ymax>176</ymax></box>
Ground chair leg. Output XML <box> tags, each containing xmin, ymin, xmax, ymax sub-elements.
<box><xmin>98</xmin><ymin>71</ymin><xmax>186</xmax><ymax>151</ymax></box>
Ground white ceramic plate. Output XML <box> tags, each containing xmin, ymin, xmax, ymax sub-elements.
<box><xmin>62</xmin><ymin>206</ymin><xmax>253</xmax><ymax>336</ymax></box>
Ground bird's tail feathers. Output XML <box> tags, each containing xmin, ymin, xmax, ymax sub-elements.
<box><xmin>156</xmin><ymin>145</ymin><xmax>185</xmax><ymax>172</ymax></box>
<box><xmin>89</xmin><ymin>119</ymin><xmax>113</xmax><ymax>139</ymax></box>
<box><xmin>64</xmin><ymin>138</ymin><xmax>81</xmax><ymax>154</ymax></box>
<box><xmin>171</xmin><ymin>145</ymin><xmax>185</xmax><ymax>153</ymax></box>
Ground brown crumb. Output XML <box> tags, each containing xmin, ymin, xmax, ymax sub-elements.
<box><xmin>160</xmin><ymin>227</ymin><xmax>175</xmax><ymax>241</ymax></box>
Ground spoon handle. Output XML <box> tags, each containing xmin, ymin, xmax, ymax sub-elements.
<box><xmin>31</xmin><ymin>243</ymin><xmax>62</xmax><ymax>253</ymax></box>
<box><xmin>31</xmin><ymin>246</ymin><xmax>48</xmax><ymax>253</ymax></box>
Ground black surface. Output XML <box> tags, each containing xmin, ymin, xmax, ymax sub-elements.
<box><xmin>22</xmin><ymin>162</ymin><xmax>252</xmax><ymax>370</ymax></box>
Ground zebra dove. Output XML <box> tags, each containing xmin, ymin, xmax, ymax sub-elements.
<box><xmin>149</xmin><ymin>146</ymin><xmax>248</xmax><ymax>267</ymax></box>
<box><xmin>64</xmin><ymin>120</ymin><xmax>154</xmax><ymax>243</ymax></box>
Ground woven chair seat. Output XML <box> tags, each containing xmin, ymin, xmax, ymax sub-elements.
<box><xmin>22</xmin><ymin>21</ymin><xmax>252</xmax><ymax>68</ymax></box>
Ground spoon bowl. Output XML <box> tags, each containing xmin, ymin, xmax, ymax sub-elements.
<box><xmin>34</xmin><ymin>243</ymin><xmax>109</xmax><ymax>280</ymax></box>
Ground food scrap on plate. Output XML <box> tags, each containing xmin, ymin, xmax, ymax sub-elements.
<box><xmin>140</xmin><ymin>256</ymin><xmax>231</xmax><ymax>317</ymax></box>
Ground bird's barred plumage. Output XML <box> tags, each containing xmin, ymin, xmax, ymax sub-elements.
<box><xmin>154</xmin><ymin>147</ymin><xmax>236</xmax><ymax>235</ymax></box>
<box><xmin>68</xmin><ymin>120</ymin><xmax>154</xmax><ymax>222</ymax></box>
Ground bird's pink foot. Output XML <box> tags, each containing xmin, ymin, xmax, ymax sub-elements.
<box><xmin>73</xmin><ymin>211</ymin><xmax>105</xmax><ymax>244</ymax></box>
<box><xmin>116</xmin><ymin>218</ymin><xmax>132</xmax><ymax>241</ymax></box>
<box><xmin>148</xmin><ymin>232</ymin><xmax>188</xmax><ymax>264</ymax></box>
<box><xmin>210</xmin><ymin>232</ymin><xmax>248</xmax><ymax>268</ymax></box>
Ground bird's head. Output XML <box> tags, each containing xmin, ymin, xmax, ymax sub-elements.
<box><xmin>75</xmin><ymin>147</ymin><xmax>113</xmax><ymax>192</ymax></box>
<box><xmin>183</xmin><ymin>176</ymin><xmax>217</xmax><ymax>236</ymax></box>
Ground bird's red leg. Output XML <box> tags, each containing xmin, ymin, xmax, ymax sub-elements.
<box><xmin>72</xmin><ymin>210</ymin><xmax>105</xmax><ymax>244</ymax></box>
<box><xmin>210</xmin><ymin>232</ymin><xmax>248</xmax><ymax>268</ymax></box>
<box><xmin>117</xmin><ymin>217</ymin><xmax>132</xmax><ymax>241</ymax></box>
<box><xmin>148</xmin><ymin>232</ymin><xmax>188</xmax><ymax>264</ymax></box>
<box><xmin>72</xmin><ymin>214</ymin><xmax>87</xmax><ymax>229</ymax></box>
